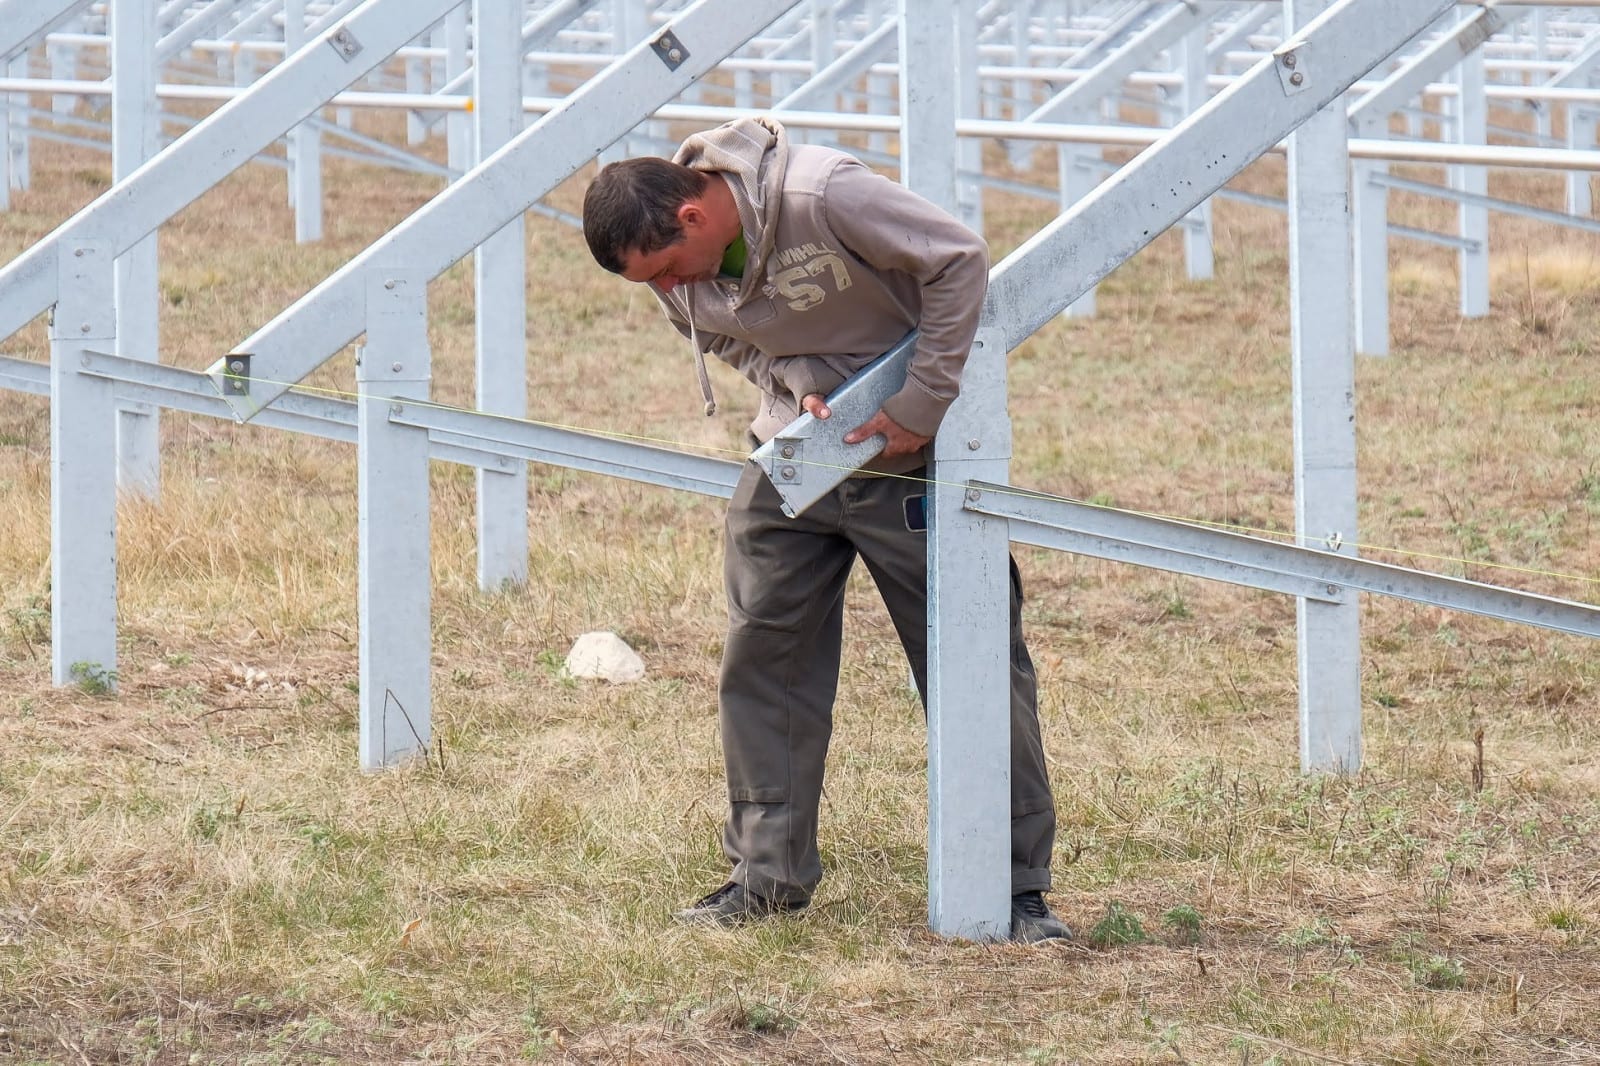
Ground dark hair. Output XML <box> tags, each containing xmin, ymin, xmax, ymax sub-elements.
<box><xmin>582</xmin><ymin>157</ymin><xmax>710</xmax><ymax>274</ymax></box>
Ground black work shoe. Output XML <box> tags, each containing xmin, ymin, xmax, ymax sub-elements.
<box><xmin>1011</xmin><ymin>891</ymin><xmax>1071</xmax><ymax>943</ymax></box>
<box><xmin>673</xmin><ymin>882</ymin><xmax>806</xmax><ymax>927</ymax></box>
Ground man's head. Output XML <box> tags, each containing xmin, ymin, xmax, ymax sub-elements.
<box><xmin>582</xmin><ymin>157</ymin><xmax>737</xmax><ymax>293</ymax></box>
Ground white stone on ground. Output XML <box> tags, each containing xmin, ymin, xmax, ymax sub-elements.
<box><xmin>564</xmin><ymin>631</ymin><xmax>646</xmax><ymax>684</ymax></box>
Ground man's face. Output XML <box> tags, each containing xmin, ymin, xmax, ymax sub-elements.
<box><xmin>618</xmin><ymin>200</ymin><xmax>726</xmax><ymax>294</ymax></box>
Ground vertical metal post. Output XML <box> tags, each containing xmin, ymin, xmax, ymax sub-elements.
<box><xmin>6</xmin><ymin>53</ymin><xmax>29</xmax><ymax>196</ymax></box>
<box><xmin>905</xmin><ymin>0</ymin><xmax>1009</xmax><ymax>939</ymax></box>
<box><xmin>898</xmin><ymin>1</ymin><xmax>956</xmax><ymax>206</ymax></box>
<box><xmin>1353</xmin><ymin>113</ymin><xmax>1390</xmax><ymax>356</ymax></box>
<box><xmin>927</xmin><ymin>327</ymin><xmax>1012</xmax><ymax>940</ymax></box>
<box><xmin>1569</xmin><ymin>105</ymin><xmax>1596</xmax><ymax>216</ymax></box>
<box><xmin>50</xmin><ymin>17</ymin><xmax>80</xmax><ymax>115</ymax></box>
<box><xmin>114</xmin><ymin>0</ymin><xmax>162</xmax><ymax>498</ymax></box>
<box><xmin>1456</xmin><ymin>41</ymin><xmax>1489</xmax><ymax>318</ymax></box>
<box><xmin>867</xmin><ymin>0</ymin><xmax>890</xmax><ymax>154</ymax></box>
<box><xmin>0</xmin><ymin>65</ymin><xmax>9</xmax><ymax>212</ymax></box>
<box><xmin>473</xmin><ymin>0</ymin><xmax>529</xmax><ymax>590</ymax></box>
<box><xmin>1286</xmin><ymin>0</ymin><xmax>1361</xmax><ymax>773</ymax></box>
<box><xmin>51</xmin><ymin>240</ymin><xmax>120</xmax><ymax>690</ymax></box>
<box><xmin>1180</xmin><ymin>22</ymin><xmax>1213</xmax><ymax>281</ymax></box>
<box><xmin>286</xmin><ymin>0</ymin><xmax>324</xmax><ymax>242</ymax></box>
<box><xmin>956</xmin><ymin>0</ymin><xmax>984</xmax><ymax>233</ymax></box>
<box><xmin>1011</xmin><ymin>0</ymin><xmax>1032</xmax><ymax>120</ymax></box>
<box><xmin>445</xmin><ymin>3</ymin><xmax>469</xmax><ymax>172</ymax></box>
<box><xmin>1057</xmin><ymin>143</ymin><xmax>1095</xmax><ymax>316</ymax></box>
<box><xmin>406</xmin><ymin>48</ymin><xmax>426</xmax><ymax>145</ymax></box>
<box><xmin>1532</xmin><ymin>6</ymin><xmax>1550</xmax><ymax>141</ymax></box>
<box><xmin>358</xmin><ymin>269</ymin><xmax>432</xmax><ymax>769</ymax></box>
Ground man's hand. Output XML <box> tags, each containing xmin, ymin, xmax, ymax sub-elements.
<box><xmin>802</xmin><ymin>394</ymin><xmax>929</xmax><ymax>458</ymax></box>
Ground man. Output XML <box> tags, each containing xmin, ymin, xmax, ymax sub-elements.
<box><xmin>581</xmin><ymin>117</ymin><xmax>1067</xmax><ymax>942</ymax></box>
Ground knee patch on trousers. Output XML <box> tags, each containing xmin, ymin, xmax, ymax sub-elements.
<box><xmin>730</xmin><ymin>786</ymin><xmax>789</xmax><ymax>804</ymax></box>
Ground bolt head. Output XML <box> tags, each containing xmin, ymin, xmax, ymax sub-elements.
<box><xmin>965</xmin><ymin>488</ymin><xmax>980</xmax><ymax>503</ymax></box>
<box><xmin>391</xmin><ymin>361</ymin><xmax>403</xmax><ymax>372</ymax></box>
<box><xmin>74</xmin><ymin>248</ymin><xmax>84</xmax><ymax>258</ymax></box>
<box><xmin>230</xmin><ymin>360</ymin><xmax>244</xmax><ymax>372</ymax></box>
<box><xmin>668</xmin><ymin>48</ymin><xmax>682</xmax><ymax>62</ymax></box>
<box><xmin>80</xmin><ymin>324</ymin><xmax>91</xmax><ymax>333</ymax></box>
<box><xmin>1326</xmin><ymin>584</ymin><xmax>1338</xmax><ymax>596</ymax></box>
<box><xmin>967</xmin><ymin>438</ymin><xmax>981</xmax><ymax>450</ymax></box>
<box><xmin>385</xmin><ymin>280</ymin><xmax>396</xmax><ymax>290</ymax></box>
<box><xmin>780</xmin><ymin>465</ymin><xmax>796</xmax><ymax>480</ymax></box>
<box><xmin>780</xmin><ymin>445</ymin><xmax>795</xmax><ymax>459</ymax></box>
<box><xmin>1290</xmin><ymin>71</ymin><xmax>1304</xmax><ymax>86</ymax></box>
<box><xmin>1282</xmin><ymin>52</ymin><xmax>1297</xmax><ymax>68</ymax></box>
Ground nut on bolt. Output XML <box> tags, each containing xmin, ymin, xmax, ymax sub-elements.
<box><xmin>780</xmin><ymin>444</ymin><xmax>794</xmax><ymax>459</ymax></box>
<box><xmin>1290</xmin><ymin>71</ymin><xmax>1304</xmax><ymax>86</ymax></box>
<box><xmin>780</xmin><ymin>465</ymin><xmax>796</xmax><ymax>480</ymax></box>
<box><xmin>1282</xmin><ymin>52</ymin><xmax>1297</xmax><ymax>68</ymax></box>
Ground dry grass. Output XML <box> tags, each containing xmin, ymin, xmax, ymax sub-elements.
<box><xmin>1</xmin><ymin>90</ymin><xmax>1598</xmax><ymax>1066</ymax></box>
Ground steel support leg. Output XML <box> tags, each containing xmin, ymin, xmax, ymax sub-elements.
<box><xmin>1353</xmin><ymin>120</ymin><xmax>1390</xmax><ymax>356</ymax></box>
<box><xmin>51</xmin><ymin>240</ymin><xmax>119</xmax><ymax>689</ymax></box>
<box><xmin>473</xmin><ymin>0</ymin><xmax>528</xmax><ymax>590</ymax></box>
<box><xmin>904</xmin><ymin>0</ymin><xmax>1008</xmax><ymax>940</ymax></box>
<box><xmin>1456</xmin><ymin>43</ymin><xmax>1489</xmax><ymax>318</ymax></box>
<box><xmin>928</xmin><ymin>328</ymin><xmax>1012</xmax><ymax>940</ymax></box>
<box><xmin>358</xmin><ymin>269</ymin><xmax>432</xmax><ymax>769</ymax></box>
<box><xmin>113</xmin><ymin>0</ymin><xmax>161</xmax><ymax>497</ymax></box>
<box><xmin>1287</xmin><ymin>0</ymin><xmax>1361</xmax><ymax>772</ymax></box>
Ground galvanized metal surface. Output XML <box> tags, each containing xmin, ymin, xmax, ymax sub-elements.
<box><xmin>357</xmin><ymin>269</ymin><xmax>432</xmax><ymax>770</ymax></box>
<box><xmin>210</xmin><ymin>0</ymin><xmax>805</xmax><ymax>420</ymax></box>
<box><xmin>966</xmin><ymin>483</ymin><xmax>1600</xmax><ymax>639</ymax></box>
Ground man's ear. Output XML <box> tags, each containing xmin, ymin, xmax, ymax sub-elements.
<box><xmin>676</xmin><ymin>199</ymin><xmax>707</xmax><ymax>232</ymax></box>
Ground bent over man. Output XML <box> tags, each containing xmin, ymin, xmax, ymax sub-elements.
<box><xmin>581</xmin><ymin>117</ymin><xmax>1067</xmax><ymax>942</ymax></box>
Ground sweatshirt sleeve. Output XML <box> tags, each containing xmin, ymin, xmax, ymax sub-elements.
<box><xmin>820</xmin><ymin>158</ymin><xmax>989</xmax><ymax>437</ymax></box>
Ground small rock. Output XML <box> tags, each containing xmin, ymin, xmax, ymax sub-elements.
<box><xmin>564</xmin><ymin>632</ymin><xmax>645</xmax><ymax>684</ymax></box>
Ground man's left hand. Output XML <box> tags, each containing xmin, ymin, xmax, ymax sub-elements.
<box><xmin>844</xmin><ymin>409</ymin><xmax>930</xmax><ymax>458</ymax></box>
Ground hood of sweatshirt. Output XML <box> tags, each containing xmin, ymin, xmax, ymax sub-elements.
<box><xmin>673</xmin><ymin>117</ymin><xmax>788</xmax><ymax>310</ymax></box>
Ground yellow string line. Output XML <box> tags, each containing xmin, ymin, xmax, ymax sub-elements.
<box><xmin>245</xmin><ymin>373</ymin><xmax>1600</xmax><ymax>591</ymax></box>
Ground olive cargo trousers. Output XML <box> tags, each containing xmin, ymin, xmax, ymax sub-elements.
<box><xmin>718</xmin><ymin>463</ymin><xmax>1056</xmax><ymax>906</ymax></box>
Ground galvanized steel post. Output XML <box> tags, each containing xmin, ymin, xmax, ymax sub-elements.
<box><xmin>1286</xmin><ymin>0</ymin><xmax>1362</xmax><ymax>772</ymax></box>
<box><xmin>358</xmin><ymin>269</ymin><xmax>433</xmax><ymax>769</ymax></box>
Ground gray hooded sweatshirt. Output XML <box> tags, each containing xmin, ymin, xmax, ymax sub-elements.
<box><xmin>656</xmin><ymin>118</ymin><xmax>989</xmax><ymax>475</ymax></box>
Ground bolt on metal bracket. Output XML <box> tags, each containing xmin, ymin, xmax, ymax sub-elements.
<box><xmin>221</xmin><ymin>353</ymin><xmax>251</xmax><ymax>396</ymax></box>
<box><xmin>769</xmin><ymin>438</ymin><xmax>802</xmax><ymax>484</ymax></box>
<box><xmin>328</xmin><ymin>26</ymin><xmax>362</xmax><ymax>62</ymax></box>
<box><xmin>1274</xmin><ymin>40</ymin><xmax>1310</xmax><ymax>95</ymax></box>
<box><xmin>651</xmin><ymin>29</ymin><xmax>689</xmax><ymax>71</ymax></box>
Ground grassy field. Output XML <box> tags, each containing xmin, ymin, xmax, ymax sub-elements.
<box><xmin>0</xmin><ymin>90</ymin><xmax>1598</xmax><ymax>1065</ymax></box>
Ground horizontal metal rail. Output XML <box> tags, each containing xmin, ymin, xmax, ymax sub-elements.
<box><xmin>0</xmin><ymin>352</ymin><xmax>735</xmax><ymax>492</ymax></box>
<box><xmin>966</xmin><ymin>481</ymin><xmax>1600</xmax><ymax>639</ymax></box>
<box><xmin>385</xmin><ymin>401</ymin><xmax>741</xmax><ymax>499</ymax></box>
<box><xmin>8</xmin><ymin>78</ymin><xmax>1600</xmax><ymax>171</ymax></box>
<box><xmin>1372</xmin><ymin>170</ymin><xmax>1600</xmax><ymax>235</ymax></box>
<box><xmin>8</xmin><ymin>354</ymin><xmax>1596</xmax><ymax>633</ymax></box>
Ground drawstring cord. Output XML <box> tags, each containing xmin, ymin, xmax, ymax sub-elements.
<box><xmin>686</xmin><ymin>290</ymin><xmax>717</xmax><ymax>417</ymax></box>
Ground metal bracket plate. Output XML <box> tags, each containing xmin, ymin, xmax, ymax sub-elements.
<box><xmin>651</xmin><ymin>29</ymin><xmax>689</xmax><ymax>71</ymax></box>
<box><xmin>221</xmin><ymin>353</ymin><xmax>251</xmax><ymax>396</ymax></box>
<box><xmin>328</xmin><ymin>26</ymin><xmax>362</xmax><ymax>62</ymax></box>
<box><xmin>1274</xmin><ymin>40</ymin><xmax>1310</xmax><ymax>95</ymax></box>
